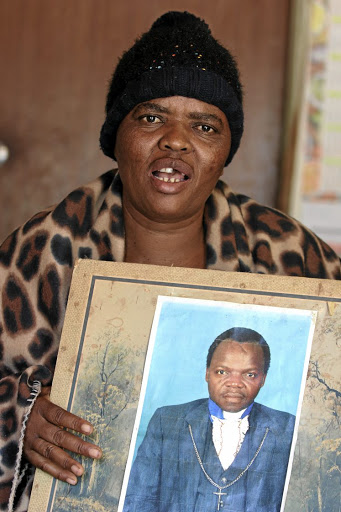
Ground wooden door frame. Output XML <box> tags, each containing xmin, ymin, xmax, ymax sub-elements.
<box><xmin>277</xmin><ymin>0</ymin><xmax>311</xmax><ymax>214</ymax></box>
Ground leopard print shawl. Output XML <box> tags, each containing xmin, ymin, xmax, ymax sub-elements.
<box><xmin>1</xmin><ymin>169</ymin><xmax>340</xmax><ymax>510</ymax></box>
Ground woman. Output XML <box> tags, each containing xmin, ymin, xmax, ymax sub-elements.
<box><xmin>3</xmin><ymin>11</ymin><xmax>340</xmax><ymax>511</ymax></box>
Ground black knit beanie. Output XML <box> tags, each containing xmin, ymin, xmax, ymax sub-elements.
<box><xmin>100</xmin><ymin>11</ymin><xmax>243</xmax><ymax>166</ymax></box>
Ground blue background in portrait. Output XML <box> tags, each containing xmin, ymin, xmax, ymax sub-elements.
<box><xmin>134</xmin><ymin>297</ymin><xmax>314</xmax><ymax>455</ymax></box>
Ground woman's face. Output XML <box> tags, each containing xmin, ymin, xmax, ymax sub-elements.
<box><xmin>114</xmin><ymin>96</ymin><xmax>231</xmax><ymax>225</ymax></box>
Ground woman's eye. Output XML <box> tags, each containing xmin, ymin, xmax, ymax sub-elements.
<box><xmin>141</xmin><ymin>115</ymin><xmax>161</xmax><ymax>123</ymax></box>
<box><xmin>198</xmin><ymin>124</ymin><xmax>215</xmax><ymax>133</ymax></box>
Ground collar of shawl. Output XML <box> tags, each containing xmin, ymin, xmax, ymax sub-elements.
<box><xmin>102</xmin><ymin>170</ymin><xmax>254</xmax><ymax>272</ymax></box>
<box><xmin>85</xmin><ymin>169</ymin><xmax>340</xmax><ymax>278</ymax></box>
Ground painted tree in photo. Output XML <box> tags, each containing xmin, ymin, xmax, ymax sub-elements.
<box><xmin>54</xmin><ymin>328</ymin><xmax>141</xmax><ymax>510</ymax></box>
<box><xmin>286</xmin><ymin>356</ymin><xmax>340</xmax><ymax>512</ymax></box>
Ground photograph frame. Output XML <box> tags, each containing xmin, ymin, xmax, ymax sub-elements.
<box><xmin>27</xmin><ymin>260</ymin><xmax>341</xmax><ymax>512</ymax></box>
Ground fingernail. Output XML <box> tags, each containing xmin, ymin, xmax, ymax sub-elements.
<box><xmin>89</xmin><ymin>448</ymin><xmax>101</xmax><ymax>458</ymax></box>
<box><xmin>66</xmin><ymin>477</ymin><xmax>77</xmax><ymax>485</ymax></box>
<box><xmin>71</xmin><ymin>465</ymin><xmax>83</xmax><ymax>476</ymax></box>
<box><xmin>81</xmin><ymin>424</ymin><xmax>92</xmax><ymax>434</ymax></box>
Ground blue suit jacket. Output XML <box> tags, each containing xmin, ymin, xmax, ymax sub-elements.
<box><xmin>123</xmin><ymin>399</ymin><xmax>295</xmax><ymax>512</ymax></box>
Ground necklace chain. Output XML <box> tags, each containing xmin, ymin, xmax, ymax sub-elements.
<box><xmin>188</xmin><ymin>423</ymin><xmax>269</xmax><ymax>491</ymax></box>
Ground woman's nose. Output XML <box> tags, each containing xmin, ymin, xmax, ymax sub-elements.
<box><xmin>158</xmin><ymin>123</ymin><xmax>192</xmax><ymax>153</ymax></box>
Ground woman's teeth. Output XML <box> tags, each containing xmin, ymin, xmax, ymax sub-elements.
<box><xmin>153</xmin><ymin>168</ymin><xmax>187</xmax><ymax>183</ymax></box>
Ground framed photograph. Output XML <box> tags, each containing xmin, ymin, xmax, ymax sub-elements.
<box><xmin>28</xmin><ymin>260</ymin><xmax>341</xmax><ymax>512</ymax></box>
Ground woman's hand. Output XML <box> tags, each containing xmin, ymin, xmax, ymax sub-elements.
<box><xmin>24</xmin><ymin>387</ymin><xmax>102</xmax><ymax>485</ymax></box>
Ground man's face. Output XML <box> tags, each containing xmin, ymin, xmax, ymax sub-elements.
<box><xmin>205</xmin><ymin>340</ymin><xmax>266</xmax><ymax>413</ymax></box>
<box><xmin>114</xmin><ymin>96</ymin><xmax>231</xmax><ymax>224</ymax></box>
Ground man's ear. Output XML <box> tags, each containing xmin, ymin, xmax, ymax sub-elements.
<box><xmin>205</xmin><ymin>368</ymin><xmax>209</xmax><ymax>383</ymax></box>
<box><xmin>261</xmin><ymin>373</ymin><xmax>267</xmax><ymax>387</ymax></box>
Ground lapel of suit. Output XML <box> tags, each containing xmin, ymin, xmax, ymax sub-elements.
<box><xmin>181</xmin><ymin>399</ymin><xmax>211</xmax><ymax>500</ymax></box>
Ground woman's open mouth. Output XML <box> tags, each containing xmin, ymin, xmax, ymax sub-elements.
<box><xmin>152</xmin><ymin>168</ymin><xmax>189</xmax><ymax>183</ymax></box>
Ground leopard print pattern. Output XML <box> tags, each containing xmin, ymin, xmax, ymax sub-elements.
<box><xmin>0</xmin><ymin>170</ymin><xmax>339</xmax><ymax>510</ymax></box>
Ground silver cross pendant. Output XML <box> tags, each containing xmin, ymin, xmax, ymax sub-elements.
<box><xmin>213</xmin><ymin>488</ymin><xmax>227</xmax><ymax>510</ymax></box>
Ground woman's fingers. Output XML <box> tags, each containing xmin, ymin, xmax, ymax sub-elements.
<box><xmin>33</xmin><ymin>393</ymin><xmax>94</xmax><ymax>435</ymax></box>
<box><xmin>24</xmin><ymin>392</ymin><xmax>102</xmax><ymax>483</ymax></box>
<box><xmin>30</xmin><ymin>420</ymin><xmax>102</xmax><ymax>459</ymax></box>
<box><xmin>25</xmin><ymin>440</ymin><xmax>84</xmax><ymax>485</ymax></box>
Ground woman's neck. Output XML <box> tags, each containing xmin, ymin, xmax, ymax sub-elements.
<box><xmin>123</xmin><ymin>206</ymin><xmax>206</xmax><ymax>269</ymax></box>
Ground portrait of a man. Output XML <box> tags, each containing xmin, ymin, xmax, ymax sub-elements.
<box><xmin>123</xmin><ymin>327</ymin><xmax>295</xmax><ymax>512</ymax></box>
